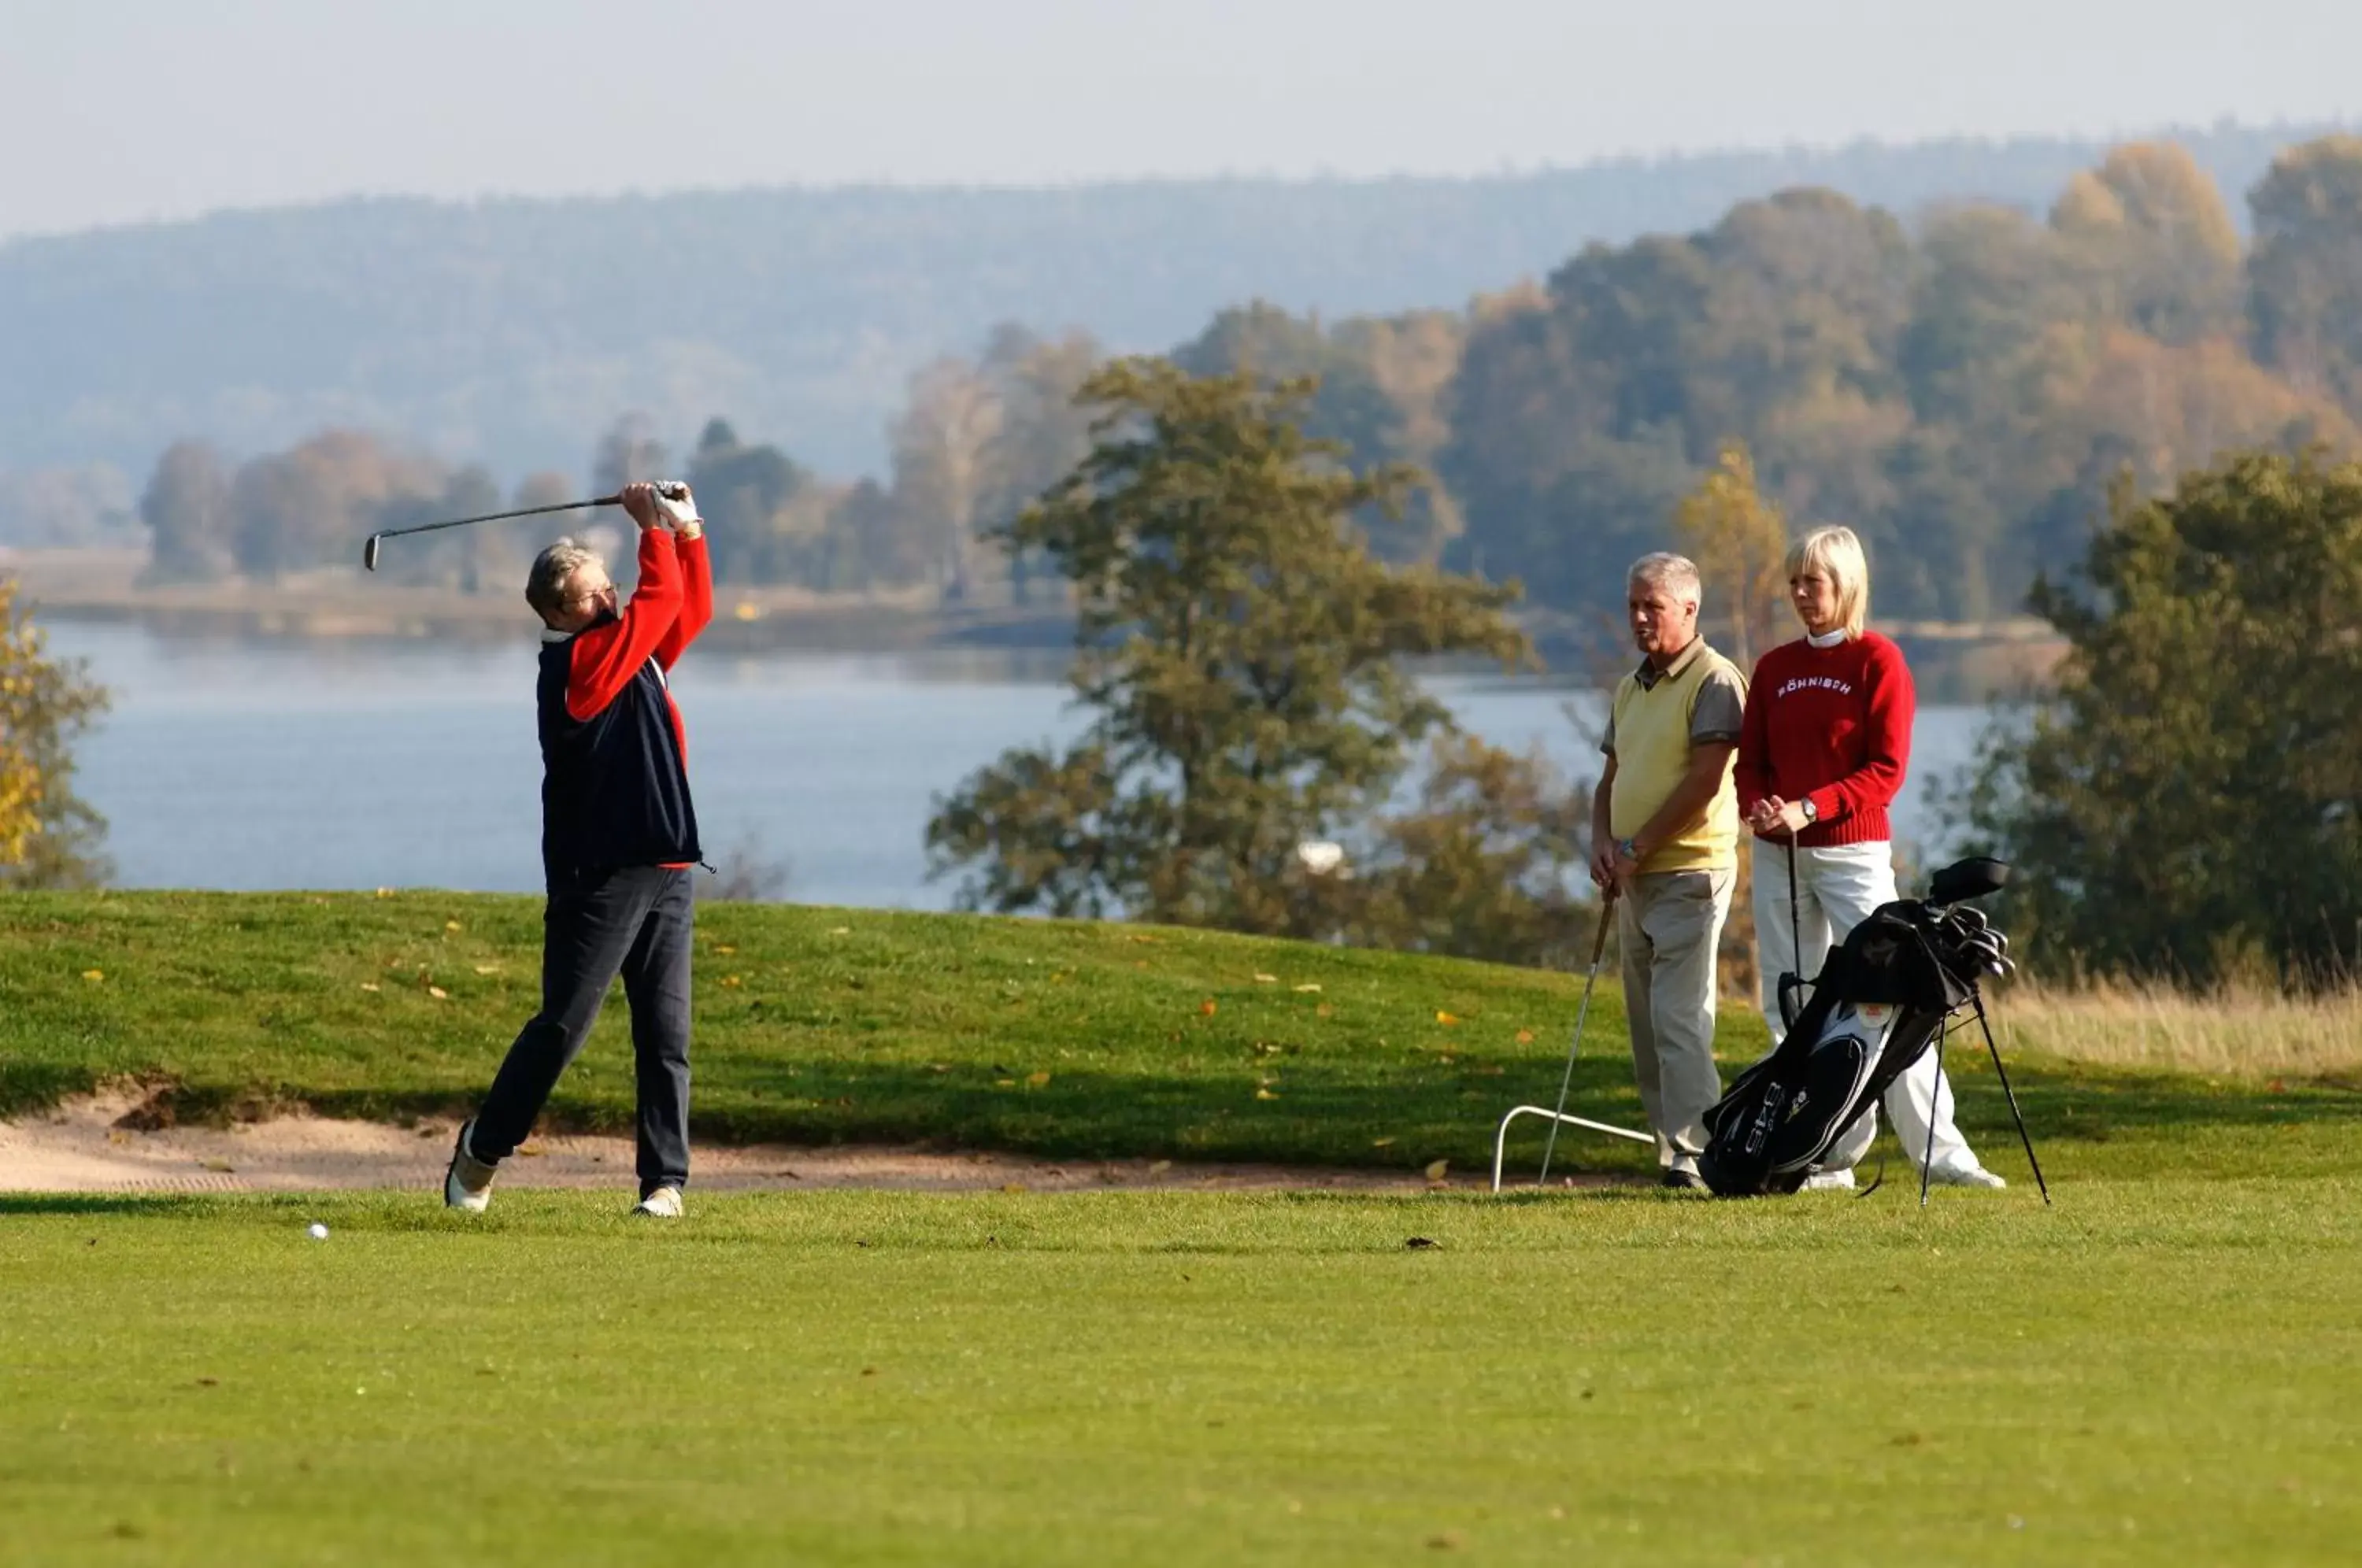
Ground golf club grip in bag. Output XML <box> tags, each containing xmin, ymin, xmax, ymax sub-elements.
<box><xmin>1697</xmin><ymin>896</ymin><xmax>1986</xmax><ymax>1197</ymax></box>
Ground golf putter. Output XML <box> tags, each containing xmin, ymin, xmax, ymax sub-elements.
<box><xmin>1536</xmin><ymin>886</ymin><xmax>1617</xmax><ymax>1188</ymax></box>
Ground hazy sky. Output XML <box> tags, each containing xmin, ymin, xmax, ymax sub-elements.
<box><xmin>2</xmin><ymin>0</ymin><xmax>2353</xmax><ymax>240</ymax></box>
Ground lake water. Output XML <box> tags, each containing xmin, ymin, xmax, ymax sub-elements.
<box><xmin>43</xmin><ymin>622</ymin><xmax>1990</xmax><ymax>906</ymax></box>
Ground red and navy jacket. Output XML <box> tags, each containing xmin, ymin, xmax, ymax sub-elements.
<box><xmin>535</xmin><ymin>527</ymin><xmax>713</xmax><ymax>889</ymax></box>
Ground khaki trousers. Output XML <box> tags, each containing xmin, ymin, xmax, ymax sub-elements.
<box><xmin>1616</xmin><ymin>867</ymin><xmax>1733</xmax><ymax>1167</ymax></box>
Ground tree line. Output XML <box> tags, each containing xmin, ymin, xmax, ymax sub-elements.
<box><xmin>125</xmin><ymin>135</ymin><xmax>2362</xmax><ymax>635</ymax></box>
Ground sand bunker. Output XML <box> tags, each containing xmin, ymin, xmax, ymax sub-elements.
<box><xmin>0</xmin><ymin>1087</ymin><xmax>1501</xmax><ymax>1196</ymax></box>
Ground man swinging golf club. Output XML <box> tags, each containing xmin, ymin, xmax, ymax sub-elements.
<box><xmin>445</xmin><ymin>480</ymin><xmax>713</xmax><ymax>1218</ymax></box>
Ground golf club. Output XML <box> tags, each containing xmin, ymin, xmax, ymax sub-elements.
<box><xmin>360</xmin><ymin>483</ymin><xmax>688</xmax><ymax>571</ymax></box>
<box><xmin>1535</xmin><ymin>886</ymin><xmax>1618</xmax><ymax>1187</ymax></box>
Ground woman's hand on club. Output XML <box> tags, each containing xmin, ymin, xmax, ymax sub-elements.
<box><xmin>1749</xmin><ymin>795</ymin><xmax>1812</xmax><ymax>837</ymax></box>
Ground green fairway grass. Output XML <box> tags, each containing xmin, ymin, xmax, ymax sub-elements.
<box><xmin>5</xmin><ymin>892</ymin><xmax>2353</xmax><ymax>1182</ymax></box>
<box><xmin>7</xmin><ymin>893</ymin><xmax>2359</xmax><ymax>1562</ymax></box>
<box><xmin>3</xmin><ymin>1181</ymin><xmax>2357</xmax><ymax>1566</ymax></box>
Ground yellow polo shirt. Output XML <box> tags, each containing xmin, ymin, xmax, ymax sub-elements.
<box><xmin>1604</xmin><ymin>637</ymin><xmax>1746</xmax><ymax>874</ymax></box>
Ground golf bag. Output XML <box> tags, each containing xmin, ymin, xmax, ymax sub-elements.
<box><xmin>1697</xmin><ymin>857</ymin><xmax>2021</xmax><ymax>1199</ymax></box>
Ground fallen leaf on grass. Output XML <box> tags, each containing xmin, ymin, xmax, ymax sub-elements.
<box><xmin>472</xmin><ymin>965</ymin><xmax>499</xmax><ymax>976</ymax></box>
<box><xmin>1515</xmin><ymin>1029</ymin><xmax>1535</xmax><ymax>1045</ymax></box>
<box><xmin>828</xmin><ymin>926</ymin><xmax>850</xmax><ymax>936</ymax></box>
<box><xmin>995</xmin><ymin>1078</ymin><xmax>1016</xmax><ymax>1088</ymax></box>
<box><xmin>1001</xmin><ymin>1182</ymin><xmax>1028</xmax><ymax>1194</ymax></box>
<box><xmin>1127</xmin><ymin>934</ymin><xmax>1157</xmax><ymax>944</ymax></box>
<box><xmin>713</xmin><ymin>944</ymin><xmax>738</xmax><ymax>956</ymax></box>
<box><xmin>1423</xmin><ymin>1159</ymin><xmax>1449</xmax><ymax>1182</ymax></box>
<box><xmin>1255</xmin><ymin>1088</ymin><xmax>1279</xmax><ymax>1100</ymax></box>
<box><xmin>200</xmin><ymin>1159</ymin><xmax>235</xmax><ymax>1174</ymax></box>
<box><xmin>427</xmin><ymin>986</ymin><xmax>449</xmax><ymax>1000</ymax></box>
<box><xmin>82</xmin><ymin>970</ymin><xmax>105</xmax><ymax>982</ymax></box>
<box><xmin>516</xmin><ymin>1144</ymin><xmax>545</xmax><ymax>1158</ymax></box>
<box><xmin>444</xmin><ymin>920</ymin><xmax>462</xmax><ymax>932</ymax></box>
<box><xmin>1427</xmin><ymin>1530</ymin><xmax>1464</xmax><ymax>1550</ymax></box>
<box><xmin>1199</xmin><ymin>999</ymin><xmax>1217</xmax><ymax>1016</ymax></box>
<box><xmin>720</xmin><ymin>975</ymin><xmax>743</xmax><ymax>989</ymax></box>
<box><xmin>1293</xmin><ymin>983</ymin><xmax>1322</xmax><ymax>993</ymax></box>
<box><xmin>1372</xmin><ymin>1137</ymin><xmax>1395</xmax><ymax>1148</ymax></box>
<box><xmin>1148</xmin><ymin>1159</ymin><xmax>1173</xmax><ymax>1175</ymax></box>
<box><xmin>1435</xmin><ymin>1010</ymin><xmax>1461</xmax><ymax>1025</ymax></box>
<box><xmin>1027</xmin><ymin>1071</ymin><xmax>1051</xmax><ymax>1087</ymax></box>
<box><xmin>359</xmin><ymin>982</ymin><xmax>380</xmax><ymax>993</ymax></box>
<box><xmin>1253</xmin><ymin>972</ymin><xmax>1278</xmax><ymax>983</ymax></box>
<box><xmin>374</xmin><ymin>888</ymin><xmax>394</xmax><ymax>899</ymax></box>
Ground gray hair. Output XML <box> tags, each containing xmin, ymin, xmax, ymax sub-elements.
<box><xmin>1627</xmin><ymin>551</ymin><xmax>1702</xmax><ymax>604</ymax></box>
<box><xmin>525</xmin><ymin>537</ymin><xmax>602</xmax><ymax>621</ymax></box>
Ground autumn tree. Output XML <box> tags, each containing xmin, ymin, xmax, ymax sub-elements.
<box><xmin>0</xmin><ymin>579</ymin><xmax>110</xmax><ymax>888</ymax></box>
<box><xmin>926</xmin><ymin>360</ymin><xmax>1574</xmax><ymax>949</ymax></box>
<box><xmin>975</xmin><ymin>326</ymin><xmax>1101</xmax><ymax>604</ymax></box>
<box><xmin>2052</xmin><ymin>142</ymin><xmax>2243</xmax><ymax>345</ymax></box>
<box><xmin>2247</xmin><ymin>135</ymin><xmax>2362</xmax><ymax>415</ymax></box>
<box><xmin>889</xmin><ymin>357</ymin><xmax>1004</xmax><ymax>602</ymax></box>
<box><xmin>228</xmin><ymin>430</ymin><xmax>441</xmax><ymax>581</ymax></box>
<box><xmin>1956</xmin><ymin>450</ymin><xmax>2362</xmax><ymax>983</ymax></box>
<box><xmin>139</xmin><ymin>441</ymin><xmax>235</xmax><ymax>583</ymax></box>
<box><xmin>1674</xmin><ymin>442</ymin><xmax>1790</xmax><ymax>667</ymax></box>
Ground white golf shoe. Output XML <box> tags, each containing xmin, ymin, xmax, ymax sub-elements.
<box><xmin>443</xmin><ymin>1119</ymin><xmax>497</xmax><ymax>1212</ymax></box>
<box><xmin>1800</xmin><ymin>1167</ymin><xmax>1857</xmax><ymax>1193</ymax></box>
<box><xmin>1927</xmin><ymin>1164</ymin><xmax>2008</xmax><ymax>1189</ymax></box>
<box><xmin>632</xmin><ymin>1186</ymin><xmax>684</xmax><ymax>1219</ymax></box>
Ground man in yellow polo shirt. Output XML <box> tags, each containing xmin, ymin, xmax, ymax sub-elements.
<box><xmin>1589</xmin><ymin>552</ymin><xmax>1747</xmax><ymax>1190</ymax></box>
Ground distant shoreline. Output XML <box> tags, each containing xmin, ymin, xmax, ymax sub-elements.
<box><xmin>2</xmin><ymin>546</ymin><xmax>1079</xmax><ymax>655</ymax></box>
<box><xmin>3</xmin><ymin>545</ymin><xmax>2066</xmax><ymax>697</ymax></box>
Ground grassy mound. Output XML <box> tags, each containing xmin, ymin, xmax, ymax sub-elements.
<box><xmin>3</xmin><ymin>891</ymin><xmax>2353</xmax><ymax>1179</ymax></box>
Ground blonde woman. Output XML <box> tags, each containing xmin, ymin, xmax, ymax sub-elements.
<box><xmin>1732</xmin><ymin>526</ymin><xmax>2005</xmax><ymax>1189</ymax></box>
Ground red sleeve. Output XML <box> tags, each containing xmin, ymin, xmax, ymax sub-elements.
<box><xmin>565</xmin><ymin>530</ymin><xmax>684</xmax><ymax>722</ymax></box>
<box><xmin>1732</xmin><ymin>647</ymin><xmax>1775</xmax><ymax>823</ymax></box>
<box><xmin>655</xmin><ymin>533</ymin><xmax>713</xmax><ymax>671</ymax></box>
<box><xmin>1812</xmin><ymin>637</ymin><xmax>1914</xmax><ymax>825</ymax></box>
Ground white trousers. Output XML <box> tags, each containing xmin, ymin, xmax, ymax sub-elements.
<box><xmin>1751</xmin><ymin>839</ymin><xmax>1985</xmax><ymax>1175</ymax></box>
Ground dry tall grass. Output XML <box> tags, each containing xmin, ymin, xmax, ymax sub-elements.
<box><xmin>1982</xmin><ymin>978</ymin><xmax>2362</xmax><ymax>1078</ymax></box>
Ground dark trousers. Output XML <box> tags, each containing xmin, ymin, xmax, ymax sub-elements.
<box><xmin>472</xmin><ymin>865</ymin><xmax>694</xmax><ymax>1194</ymax></box>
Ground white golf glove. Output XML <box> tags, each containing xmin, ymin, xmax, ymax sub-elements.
<box><xmin>652</xmin><ymin>482</ymin><xmax>702</xmax><ymax>536</ymax></box>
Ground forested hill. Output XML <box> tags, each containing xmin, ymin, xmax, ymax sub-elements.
<box><xmin>2</xmin><ymin>120</ymin><xmax>2333</xmax><ymax>482</ymax></box>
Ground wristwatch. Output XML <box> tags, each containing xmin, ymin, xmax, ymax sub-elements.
<box><xmin>1800</xmin><ymin>797</ymin><xmax>1819</xmax><ymax>824</ymax></box>
<box><xmin>1616</xmin><ymin>837</ymin><xmax>1639</xmax><ymax>860</ymax></box>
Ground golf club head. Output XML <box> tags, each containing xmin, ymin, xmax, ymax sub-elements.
<box><xmin>363</xmin><ymin>534</ymin><xmax>382</xmax><ymax>571</ymax></box>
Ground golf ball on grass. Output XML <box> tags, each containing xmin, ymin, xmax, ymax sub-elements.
<box><xmin>308</xmin><ymin>1223</ymin><xmax>330</xmax><ymax>1241</ymax></box>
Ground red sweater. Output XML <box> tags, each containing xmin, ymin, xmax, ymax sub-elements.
<box><xmin>558</xmin><ymin>529</ymin><xmax>713</xmax><ymax>871</ymax></box>
<box><xmin>564</xmin><ymin>528</ymin><xmax>713</xmax><ymax>736</ymax></box>
<box><xmin>1733</xmin><ymin>631</ymin><xmax>1914</xmax><ymax>848</ymax></box>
